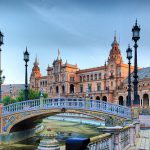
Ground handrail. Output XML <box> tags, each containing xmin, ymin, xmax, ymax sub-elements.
<box><xmin>2</xmin><ymin>98</ymin><xmax>131</xmax><ymax>119</ymax></box>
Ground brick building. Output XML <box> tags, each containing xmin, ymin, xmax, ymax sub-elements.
<box><xmin>30</xmin><ymin>36</ymin><xmax>150</xmax><ymax>107</ymax></box>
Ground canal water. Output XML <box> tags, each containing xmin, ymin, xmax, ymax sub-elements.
<box><xmin>0</xmin><ymin>119</ymin><xmax>101</xmax><ymax>150</ymax></box>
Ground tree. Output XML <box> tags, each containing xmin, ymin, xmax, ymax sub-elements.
<box><xmin>3</xmin><ymin>96</ymin><xmax>16</xmax><ymax>105</ymax></box>
<box><xmin>16</xmin><ymin>89</ymin><xmax>48</xmax><ymax>102</ymax></box>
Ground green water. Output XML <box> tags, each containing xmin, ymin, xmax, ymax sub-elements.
<box><xmin>0</xmin><ymin>120</ymin><xmax>99</xmax><ymax>150</ymax></box>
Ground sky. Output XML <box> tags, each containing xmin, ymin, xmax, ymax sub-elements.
<box><xmin>0</xmin><ymin>0</ymin><xmax>150</xmax><ymax>84</ymax></box>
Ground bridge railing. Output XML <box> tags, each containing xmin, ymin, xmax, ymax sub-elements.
<box><xmin>87</xmin><ymin>133</ymin><xmax>111</xmax><ymax>150</ymax></box>
<box><xmin>66</xmin><ymin>125</ymin><xmax>132</xmax><ymax>150</ymax></box>
<box><xmin>2</xmin><ymin>98</ymin><xmax>131</xmax><ymax>119</ymax></box>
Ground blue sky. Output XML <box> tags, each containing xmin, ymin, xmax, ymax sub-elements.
<box><xmin>0</xmin><ymin>0</ymin><xmax>150</xmax><ymax>84</ymax></box>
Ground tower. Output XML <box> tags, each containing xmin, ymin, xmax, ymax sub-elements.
<box><xmin>107</xmin><ymin>35</ymin><xmax>123</xmax><ymax>92</ymax></box>
<box><xmin>108</xmin><ymin>35</ymin><xmax>123</xmax><ymax>65</ymax></box>
<box><xmin>30</xmin><ymin>56</ymin><xmax>41</xmax><ymax>90</ymax></box>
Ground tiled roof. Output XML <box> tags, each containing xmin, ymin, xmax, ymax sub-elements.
<box><xmin>124</xmin><ymin>67</ymin><xmax>150</xmax><ymax>83</ymax></box>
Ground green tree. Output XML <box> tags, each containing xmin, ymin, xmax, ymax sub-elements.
<box><xmin>16</xmin><ymin>89</ymin><xmax>48</xmax><ymax>102</ymax></box>
<box><xmin>3</xmin><ymin>96</ymin><xmax>17</xmax><ymax>105</ymax></box>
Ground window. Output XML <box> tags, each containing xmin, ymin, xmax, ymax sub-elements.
<box><xmin>87</xmin><ymin>75</ymin><xmax>89</xmax><ymax>81</ymax></box>
<box><xmin>83</xmin><ymin>76</ymin><xmax>86</xmax><ymax>81</ymax></box>
<box><xmin>70</xmin><ymin>77</ymin><xmax>74</xmax><ymax>82</ymax></box>
<box><xmin>97</xmin><ymin>83</ymin><xmax>101</xmax><ymax>91</ymax></box>
<box><xmin>88</xmin><ymin>84</ymin><xmax>92</xmax><ymax>92</ymax></box>
<box><xmin>80</xmin><ymin>84</ymin><xmax>83</xmax><ymax>93</ymax></box>
<box><xmin>95</xmin><ymin>74</ymin><xmax>97</xmax><ymax>80</ymax></box>
<box><xmin>99</xmin><ymin>73</ymin><xmax>101</xmax><ymax>79</ymax></box>
<box><xmin>111</xmin><ymin>81</ymin><xmax>113</xmax><ymax>86</ymax></box>
<box><xmin>56</xmin><ymin>86</ymin><xmax>59</xmax><ymax>93</ymax></box>
<box><xmin>62</xmin><ymin>85</ymin><xmax>65</xmax><ymax>93</ymax></box>
<box><xmin>50</xmin><ymin>86</ymin><xmax>52</xmax><ymax>93</ymax></box>
<box><xmin>91</xmin><ymin>74</ymin><xmax>93</xmax><ymax>80</ymax></box>
<box><xmin>55</xmin><ymin>75</ymin><xmax>59</xmax><ymax>82</ymax></box>
<box><xmin>80</xmin><ymin>76</ymin><xmax>82</xmax><ymax>82</ymax></box>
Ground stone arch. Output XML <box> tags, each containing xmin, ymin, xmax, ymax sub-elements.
<box><xmin>70</xmin><ymin>84</ymin><xmax>74</xmax><ymax>93</ymax></box>
<box><xmin>102</xmin><ymin>96</ymin><xmax>107</xmax><ymax>102</ymax></box>
<box><xmin>119</xmin><ymin>96</ymin><xmax>124</xmax><ymax>105</ymax></box>
<box><xmin>96</xmin><ymin>96</ymin><xmax>100</xmax><ymax>100</ymax></box>
<box><xmin>143</xmin><ymin>94</ymin><xmax>149</xmax><ymax>107</ymax></box>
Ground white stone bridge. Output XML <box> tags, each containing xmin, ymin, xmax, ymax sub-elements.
<box><xmin>0</xmin><ymin>98</ymin><xmax>131</xmax><ymax>134</ymax></box>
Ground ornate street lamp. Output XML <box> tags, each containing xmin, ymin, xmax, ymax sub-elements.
<box><xmin>24</xmin><ymin>47</ymin><xmax>29</xmax><ymax>100</ymax></box>
<box><xmin>132</xmin><ymin>20</ymin><xmax>140</xmax><ymax>105</ymax></box>
<box><xmin>0</xmin><ymin>31</ymin><xmax>5</xmax><ymax>103</ymax></box>
<box><xmin>126</xmin><ymin>45</ymin><xmax>132</xmax><ymax>106</ymax></box>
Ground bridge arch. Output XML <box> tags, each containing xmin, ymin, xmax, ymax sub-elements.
<box><xmin>8</xmin><ymin>109</ymin><xmax>105</xmax><ymax>133</ymax></box>
<box><xmin>102</xmin><ymin>96</ymin><xmax>107</xmax><ymax>102</ymax></box>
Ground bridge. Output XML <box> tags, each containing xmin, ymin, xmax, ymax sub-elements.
<box><xmin>0</xmin><ymin>98</ymin><xmax>131</xmax><ymax>134</ymax></box>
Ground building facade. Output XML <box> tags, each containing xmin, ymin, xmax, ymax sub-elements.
<box><xmin>2</xmin><ymin>84</ymin><xmax>24</xmax><ymax>99</ymax></box>
<box><xmin>30</xmin><ymin>36</ymin><xmax>150</xmax><ymax>107</ymax></box>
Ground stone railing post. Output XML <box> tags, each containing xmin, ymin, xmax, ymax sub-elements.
<box><xmin>128</xmin><ymin>124</ymin><xmax>136</xmax><ymax>147</ymax></box>
<box><xmin>133</xmin><ymin>120</ymin><xmax>140</xmax><ymax>138</ymax></box>
<box><xmin>40</xmin><ymin>95</ymin><xmax>44</xmax><ymax>108</ymax></box>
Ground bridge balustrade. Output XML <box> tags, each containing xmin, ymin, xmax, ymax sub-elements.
<box><xmin>87</xmin><ymin>133</ymin><xmax>111</xmax><ymax>150</ymax></box>
<box><xmin>2</xmin><ymin>98</ymin><xmax>131</xmax><ymax>119</ymax></box>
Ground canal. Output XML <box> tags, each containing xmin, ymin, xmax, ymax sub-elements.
<box><xmin>0</xmin><ymin>119</ymin><xmax>101</xmax><ymax>150</ymax></box>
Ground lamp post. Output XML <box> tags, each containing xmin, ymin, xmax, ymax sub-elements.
<box><xmin>132</xmin><ymin>20</ymin><xmax>140</xmax><ymax>105</ymax></box>
<box><xmin>126</xmin><ymin>45</ymin><xmax>132</xmax><ymax>106</ymax></box>
<box><xmin>24</xmin><ymin>47</ymin><xmax>29</xmax><ymax>100</ymax></box>
<box><xmin>0</xmin><ymin>31</ymin><xmax>5</xmax><ymax>103</ymax></box>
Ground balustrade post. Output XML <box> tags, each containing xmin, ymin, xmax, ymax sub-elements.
<box><xmin>40</xmin><ymin>95</ymin><xmax>44</xmax><ymax>108</ymax></box>
<box><xmin>128</xmin><ymin>124</ymin><xmax>136</xmax><ymax>146</ymax></box>
<box><xmin>133</xmin><ymin>120</ymin><xmax>140</xmax><ymax>138</ymax></box>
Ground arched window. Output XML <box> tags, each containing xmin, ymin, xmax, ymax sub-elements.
<box><xmin>102</xmin><ymin>96</ymin><xmax>107</xmax><ymax>102</ymax></box>
<box><xmin>80</xmin><ymin>76</ymin><xmax>82</xmax><ymax>82</ymax></box>
<box><xmin>56</xmin><ymin>86</ymin><xmax>59</xmax><ymax>94</ymax></box>
<box><xmin>119</xmin><ymin>96</ymin><xmax>123</xmax><ymax>105</ymax></box>
<box><xmin>70</xmin><ymin>84</ymin><xmax>74</xmax><ymax>93</ymax></box>
<box><xmin>62</xmin><ymin>85</ymin><xmax>65</xmax><ymax>93</ymax></box>
<box><xmin>143</xmin><ymin>94</ymin><xmax>149</xmax><ymax>107</ymax></box>
<box><xmin>96</xmin><ymin>96</ymin><xmax>100</xmax><ymax>100</ymax></box>
<box><xmin>50</xmin><ymin>86</ymin><xmax>52</xmax><ymax>93</ymax></box>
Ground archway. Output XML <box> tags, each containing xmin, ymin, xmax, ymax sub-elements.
<box><xmin>70</xmin><ymin>84</ymin><xmax>74</xmax><ymax>93</ymax></box>
<box><xmin>119</xmin><ymin>96</ymin><xmax>124</xmax><ymax>105</ymax></box>
<box><xmin>143</xmin><ymin>94</ymin><xmax>149</xmax><ymax>107</ymax></box>
<box><xmin>102</xmin><ymin>96</ymin><xmax>107</xmax><ymax>102</ymax></box>
<box><xmin>96</xmin><ymin>96</ymin><xmax>100</xmax><ymax>100</ymax></box>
